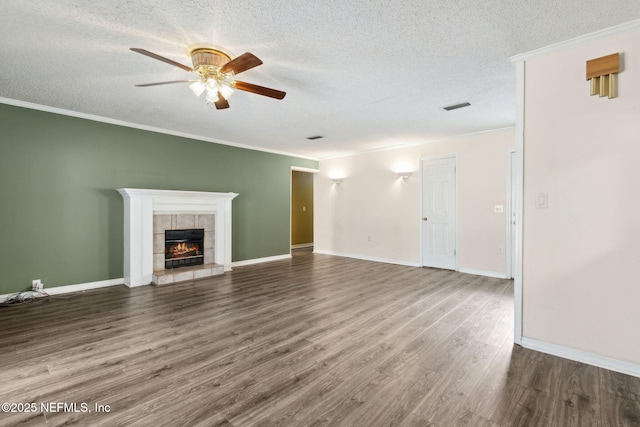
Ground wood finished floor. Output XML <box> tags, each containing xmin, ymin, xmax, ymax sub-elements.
<box><xmin>1</xmin><ymin>250</ymin><xmax>639</xmax><ymax>426</ymax></box>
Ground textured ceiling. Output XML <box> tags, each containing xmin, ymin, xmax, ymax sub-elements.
<box><xmin>1</xmin><ymin>1</ymin><xmax>640</xmax><ymax>159</ymax></box>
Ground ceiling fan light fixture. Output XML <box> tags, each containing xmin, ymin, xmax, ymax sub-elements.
<box><xmin>219</xmin><ymin>83</ymin><xmax>234</xmax><ymax>100</ymax></box>
<box><xmin>205</xmin><ymin>79</ymin><xmax>219</xmax><ymax>91</ymax></box>
<box><xmin>189</xmin><ymin>81</ymin><xmax>206</xmax><ymax>97</ymax></box>
<box><xmin>205</xmin><ymin>90</ymin><xmax>219</xmax><ymax>104</ymax></box>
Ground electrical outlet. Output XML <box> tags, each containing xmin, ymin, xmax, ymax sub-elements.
<box><xmin>367</xmin><ymin>235</ymin><xmax>372</xmax><ymax>242</ymax></box>
<box><xmin>32</xmin><ymin>279</ymin><xmax>42</xmax><ymax>291</ymax></box>
<box><xmin>497</xmin><ymin>246</ymin><xmax>504</xmax><ymax>254</ymax></box>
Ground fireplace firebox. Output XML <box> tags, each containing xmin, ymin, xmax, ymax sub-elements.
<box><xmin>165</xmin><ymin>229</ymin><xmax>204</xmax><ymax>269</ymax></box>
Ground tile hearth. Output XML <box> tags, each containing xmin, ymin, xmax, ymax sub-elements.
<box><xmin>152</xmin><ymin>263</ymin><xmax>224</xmax><ymax>286</ymax></box>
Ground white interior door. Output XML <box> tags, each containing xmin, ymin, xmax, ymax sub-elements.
<box><xmin>421</xmin><ymin>156</ymin><xmax>457</xmax><ymax>270</ymax></box>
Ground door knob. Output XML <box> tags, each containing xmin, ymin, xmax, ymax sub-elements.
<box><xmin>423</xmin><ymin>217</ymin><xmax>428</xmax><ymax>221</ymax></box>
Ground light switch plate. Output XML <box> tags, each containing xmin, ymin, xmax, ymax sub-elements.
<box><xmin>535</xmin><ymin>192</ymin><xmax>549</xmax><ymax>209</ymax></box>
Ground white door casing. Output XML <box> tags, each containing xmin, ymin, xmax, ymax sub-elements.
<box><xmin>508</xmin><ymin>149</ymin><xmax>517</xmax><ymax>279</ymax></box>
<box><xmin>290</xmin><ymin>166</ymin><xmax>319</xmax><ymax>251</ymax></box>
<box><xmin>421</xmin><ymin>156</ymin><xmax>458</xmax><ymax>270</ymax></box>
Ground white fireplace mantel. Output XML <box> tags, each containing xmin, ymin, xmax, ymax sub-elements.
<box><xmin>117</xmin><ymin>188</ymin><xmax>239</xmax><ymax>287</ymax></box>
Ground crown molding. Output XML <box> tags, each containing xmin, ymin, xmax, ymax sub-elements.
<box><xmin>0</xmin><ymin>97</ymin><xmax>319</xmax><ymax>161</ymax></box>
<box><xmin>511</xmin><ymin>18</ymin><xmax>640</xmax><ymax>62</ymax></box>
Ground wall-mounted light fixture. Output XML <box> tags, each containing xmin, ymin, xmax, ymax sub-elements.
<box><xmin>329</xmin><ymin>170</ymin><xmax>345</xmax><ymax>185</ymax></box>
<box><xmin>587</xmin><ymin>53</ymin><xmax>620</xmax><ymax>99</ymax></box>
<box><xmin>393</xmin><ymin>162</ymin><xmax>413</xmax><ymax>180</ymax></box>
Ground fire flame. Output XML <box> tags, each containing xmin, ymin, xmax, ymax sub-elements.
<box><xmin>168</xmin><ymin>242</ymin><xmax>200</xmax><ymax>259</ymax></box>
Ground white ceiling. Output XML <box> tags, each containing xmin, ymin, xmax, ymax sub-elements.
<box><xmin>2</xmin><ymin>1</ymin><xmax>639</xmax><ymax>160</ymax></box>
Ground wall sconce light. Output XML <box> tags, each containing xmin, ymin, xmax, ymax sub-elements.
<box><xmin>332</xmin><ymin>178</ymin><xmax>343</xmax><ymax>185</ymax></box>
<box><xmin>397</xmin><ymin>171</ymin><xmax>412</xmax><ymax>180</ymax></box>
<box><xmin>587</xmin><ymin>53</ymin><xmax>620</xmax><ymax>99</ymax></box>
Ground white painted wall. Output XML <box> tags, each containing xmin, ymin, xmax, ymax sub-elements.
<box><xmin>522</xmin><ymin>28</ymin><xmax>640</xmax><ymax>365</ymax></box>
<box><xmin>315</xmin><ymin>129</ymin><xmax>515</xmax><ymax>274</ymax></box>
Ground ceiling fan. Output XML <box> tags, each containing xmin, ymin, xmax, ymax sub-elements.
<box><xmin>130</xmin><ymin>45</ymin><xmax>286</xmax><ymax>110</ymax></box>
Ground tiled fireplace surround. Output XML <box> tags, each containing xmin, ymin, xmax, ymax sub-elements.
<box><xmin>118</xmin><ymin>188</ymin><xmax>238</xmax><ymax>287</ymax></box>
<box><xmin>152</xmin><ymin>213</ymin><xmax>221</xmax><ymax>285</ymax></box>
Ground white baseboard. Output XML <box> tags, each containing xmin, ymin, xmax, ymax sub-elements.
<box><xmin>0</xmin><ymin>278</ymin><xmax>124</xmax><ymax>302</ymax></box>
<box><xmin>232</xmin><ymin>254</ymin><xmax>292</xmax><ymax>267</ymax></box>
<box><xmin>458</xmin><ymin>268</ymin><xmax>508</xmax><ymax>279</ymax></box>
<box><xmin>521</xmin><ymin>337</ymin><xmax>640</xmax><ymax>379</ymax></box>
<box><xmin>45</xmin><ymin>278</ymin><xmax>125</xmax><ymax>295</ymax></box>
<box><xmin>291</xmin><ymin>243</ymin><xmax>314</xmax><ymax>249</ymax></box>
<box><xmin>312</xmin><ymin>249</ymin><xmax>420</xmax><ymax>267</ymax></box>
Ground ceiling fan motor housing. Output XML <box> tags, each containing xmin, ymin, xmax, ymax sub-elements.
<box><xmin>191</xmin><ymin>48</ymin><xmax>231</xmax><ymax>69</ymax></box>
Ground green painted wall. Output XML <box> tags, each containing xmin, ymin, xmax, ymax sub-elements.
<box><xmin>0</xmin><ymin>103</ymin><xmax>317</xmax><ymax>295</ymax></box>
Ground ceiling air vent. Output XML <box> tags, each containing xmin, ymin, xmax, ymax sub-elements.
<box><xmin>443</xmin><ymin>102</ymin><xmax>471</xmax><ymax>111</ymax></box>
<box><xmin>306</xmin><ymin>135</ymin><xmax>324</xmax><ymax>140</ymax></box>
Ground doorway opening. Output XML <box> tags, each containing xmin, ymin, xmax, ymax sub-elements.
<box><xmin>291</xmin><ymin>167</ymin><xmax>318</xmax><ymax>251</ymax></box>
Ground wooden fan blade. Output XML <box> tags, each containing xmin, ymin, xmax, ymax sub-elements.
<box><xmin>135</xmin><ymin>80</ymin><xmax>195</xmax><ymax>87</ymax></box>
<box><xmin>233</xmin><ymin>81</ymin><xmax>286</xmax><ymax>100</ymax></box>
<box><xmin>130</xmin><ymin>48</ymin><xmax>194</xmax><ymax>72</ymax></box>
<box><xmin>220</xmin><ymin>52</ymin><xmax>263</xmax><ymax>75</ymax></box>
<box><xmin>215</xmin><ymin>92</ymin><xmax>230</xmax><ymax>110</ymax></box>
